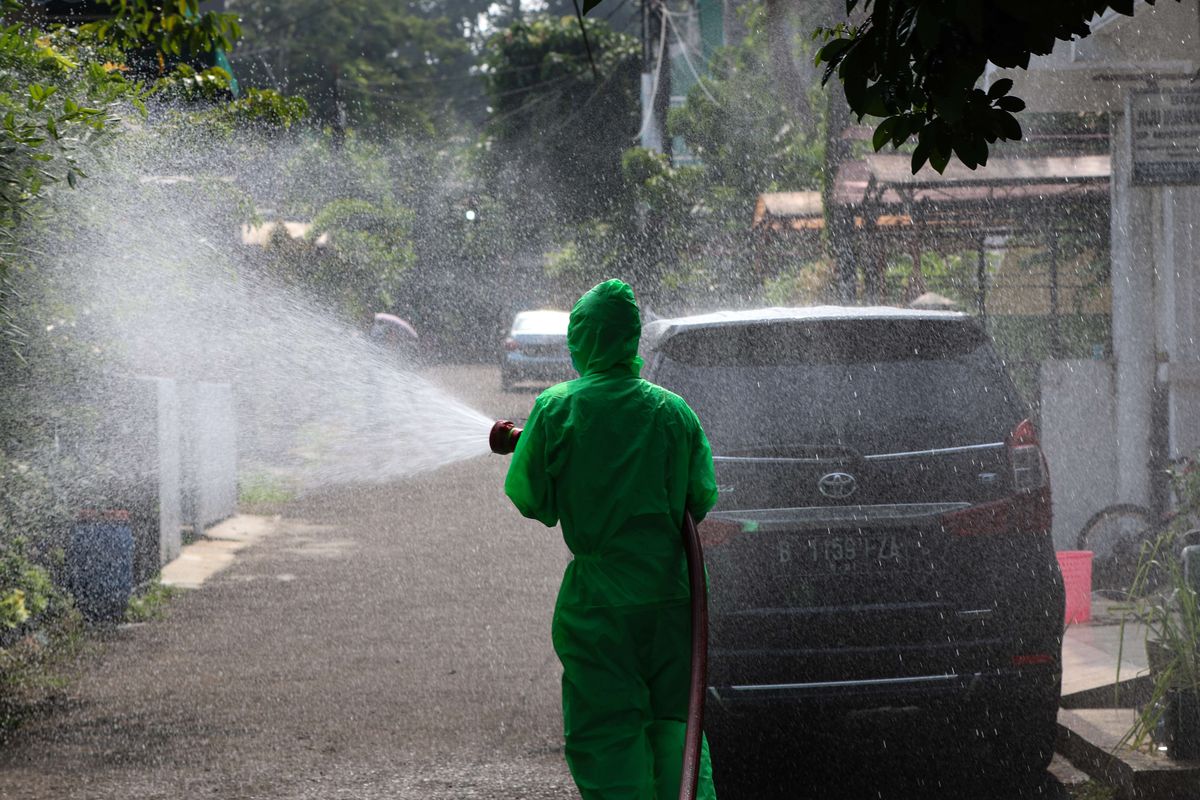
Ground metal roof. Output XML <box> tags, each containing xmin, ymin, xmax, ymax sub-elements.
<box><xmin>862</xmin><ymin>154</ymin><xmax>1110</xmax><ymax>188</ymax></box>
<box><xmin>753</xmin><ymin>191</ymin><xmax>823</xmax><ymax>221</ymax></box>
<box><xmin>752</xmin><ymin>154</ymin><xmax>1111</xmax><ymax>241</ymax></box>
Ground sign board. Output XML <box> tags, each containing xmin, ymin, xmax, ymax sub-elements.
<box><xmin>1132</xmin><ymin>89</ymin><xmax>1200</xmax><ymax>185</ymax></box>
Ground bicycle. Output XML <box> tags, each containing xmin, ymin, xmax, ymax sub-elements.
<box><xmin>1076</xmin><ymin>456</ymin><xmax>1196</xmax><ymax>596</ymax></box>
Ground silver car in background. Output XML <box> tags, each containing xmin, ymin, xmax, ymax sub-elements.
<box><xmin>500</xmin><ymin>310</ymin><xmax>573</xmax><ymax>390</ymax></box>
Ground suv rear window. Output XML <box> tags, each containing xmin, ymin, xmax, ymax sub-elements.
<box><xmin>653</xmin><ymin>318</ymin><xmax>1021</xmax><ymax>455</ymax></box>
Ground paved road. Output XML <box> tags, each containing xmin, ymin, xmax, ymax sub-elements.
<box><xmin>0</xmin><ymin>366</ymin><xmax>1073</xmax><ymax>799</ymax></box>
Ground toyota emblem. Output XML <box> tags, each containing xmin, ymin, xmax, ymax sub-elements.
<box><xmin>817</xmin><ymin>472</ymin><xmax>858</xmax><ymax>499</ymax></box>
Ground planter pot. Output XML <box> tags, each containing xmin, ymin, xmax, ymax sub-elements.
<box><xmin>1146</xmin><ymin>637</ymin><xmax>1174</xmax><ymax>677</ymax></box>
<box><xmin>1164</xmin><ymin>688</ymin><xmax>1200</xmax><ymax>761</ymax></box>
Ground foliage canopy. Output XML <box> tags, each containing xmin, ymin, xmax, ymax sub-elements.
<box><xmin>483</xmin><ymin>15</ymin><xmax>640</xmax><ymax>223</ymax></box>
<box><xmin>812</xmin><ymin>0</ymin><xmax>1180</xmax><ymax>173</ymax></box>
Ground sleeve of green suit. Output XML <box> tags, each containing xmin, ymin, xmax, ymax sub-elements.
<box><xmin>685</xmin><ymin>408</ymin><xmax>718</xmax><ymax>524</ymax></box>
<box><xmin>505</xmin><ymin>396</ymin><xmax>559</xmax><ymax>527</ymax></box>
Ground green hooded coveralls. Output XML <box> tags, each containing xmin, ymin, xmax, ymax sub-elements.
<box><xmin>505</xmin><ymin>280</ymin><xmax>719</xmax><ymax>800</ymax></box>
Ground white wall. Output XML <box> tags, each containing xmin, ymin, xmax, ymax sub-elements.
<box><xmin>1040</xmin><ymin>360</ymin><xmax>1118</xmax><ymax>550</ymax></box>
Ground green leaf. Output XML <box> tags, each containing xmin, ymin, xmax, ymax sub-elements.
<box><xmin>911</xmin><ymin>138</ymin><xmax>931</xmax><ymax>173</ymax></box>
<box><xmin>933</xmin><ymin>91</ymin><xmax>966</xmax><ymax>124</ymax></box>
<box><xmin>816</xmin><ymin>36</ymin><xmax>852</xmax><ymax>67</ymax></box>
<box><xmin>952</xmin><ymin>136</ymin><xmax>987</xmax><ymax>170</ymax></box>
<box><xmin>66</xmin><ymin>170</ymin><xmax>76</xmax><ymax>189</ymax></box>
<box><xmin>842</xmin><ymin>74</ymin><xmax>868</xmax><ymax>117</ymax></box>
<box><xmin>929</xmin><ymin>147</ymin><xmax>951</xmax><ymax>174</ymax></box>
<box><xmin>891</xmin><ymin>115</ymin><xmax>915</xmax><ymax>147</ymax></box>
<box><xmin>995</xmin><ymin>110</ymin><xmax>1022</xmax><ymax>141</ymax></box>
<box><xmin>987</xmin><ymin>78</ymin><xmax>1014</xmax><ymax>99</ymax></box>
<box><xmin>996</xmin><ymin>94</ymin><xmax>1026</xmax><ymax>113</ymax></box>
<box><xmin>860</xmin><ymin>83</ymin><xmax>889</xmax><ymax>118</ymax></box>
<box><xmin>872</xmin><ymin>117</ymin><xmax>898</xmax><ymax>152</ymax></box>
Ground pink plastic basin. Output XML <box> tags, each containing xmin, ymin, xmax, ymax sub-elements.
<box><xmin>1056</xmin><ymin>550</ymin><xmax>1093</xmax><ymax>624</ymax></box>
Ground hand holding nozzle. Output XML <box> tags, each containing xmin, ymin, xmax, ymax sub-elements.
<box><xmin>490</xmin><ymin>420</ymin><xmax>523</xmax><ymax>455</ymax></box>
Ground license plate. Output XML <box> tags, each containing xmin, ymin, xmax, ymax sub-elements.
<box><xmin>778</xmin><ymin>532</ymin><xmax>902</xmax><ymax>574</ymax></box>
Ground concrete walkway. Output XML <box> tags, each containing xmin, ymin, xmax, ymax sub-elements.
<box><xmin>160</xmin><ymin>514</ymin><xmax>280</xmax><ymax>589</ymax></box>
<box><xmin>0</xmin><ymin>454</ymin><xmax>576</xmax><ymax>799</ymax></box>
<box><xmin>1060</xmin><ymin>601</ymin><xmax>1148</xmax><ymax>706</ymax></box>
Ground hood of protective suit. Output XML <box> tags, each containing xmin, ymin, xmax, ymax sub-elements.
<box><xmin>567</xmin><ymin>279</ymin><xmax>643</xmax><ymax>377</ymax></box>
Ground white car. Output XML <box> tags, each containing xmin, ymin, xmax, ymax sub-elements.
<box><xmin>500</xmin><ymin>310</ymin><xmax>572</xmax><ymax>390</ymax></box>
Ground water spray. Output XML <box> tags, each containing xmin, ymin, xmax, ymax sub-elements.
<box><xmin>490</xmin><ymin>419</ymin><xmax>709</xmax><ymax>800</ymax></box>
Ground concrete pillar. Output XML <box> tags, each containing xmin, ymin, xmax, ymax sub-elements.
<box><xmin>181</xmin><ymin>381</ymin><xmax>238</xmax><ymax>533</ymax></box>
<box><xmin>153</xmin><ymin>378</ymin><xmax>183</xmax><ymax>566</ymax></box>
<box><xmin>1159</xmin><ymin>186</ymin><xmax>1200</xmax><ymax>460</ymax></box>
<box><xmin>1110</xmin><ymin>99</ymin><xmax>1156</xmax><ymax>506</ymax></box>
<box><xmin>1040</xmin><ymin>360</ymin><xmax>1117</xmax><ymax>549</ymax></box>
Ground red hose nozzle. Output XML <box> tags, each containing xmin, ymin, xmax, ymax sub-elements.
<box><xmin>490</xmin><ymin>420</ymin><xmax>523</xmax><ymax>455</ymax></box>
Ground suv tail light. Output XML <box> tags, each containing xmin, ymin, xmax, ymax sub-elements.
<box><xmin>1007</xmin><ymin>418</ymin><xmax>1047</xmax><ymax>492</ymax></box>
<box><xmin>942</xmin><ymin>418</ymin><xmax>1051</xmax><ymax>536</ymax></box>
<box><xmin>503</xmin><ymin>337</ymin><xmax>519</xmax><ymax>351</ymax></box>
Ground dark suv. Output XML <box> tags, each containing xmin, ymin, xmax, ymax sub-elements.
<box><xmin>641</xmin><ymin>307</ymin><xmax>1064</xmax><ymax>787</ymax></box>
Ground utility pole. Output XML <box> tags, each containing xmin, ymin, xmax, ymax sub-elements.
<box><xmin>821</xmin><ymin>0</ymin><xmax>855</xmax><ymax>301</ymax></box>
<box><xmin>330</xmin><ymin>62</ymin><xmax>346</xmax><ymax>148</ymax></box>
<box><xmin>641</xmin><ymin>0</ymin><xmax>672</xmax><ymax>158</ymax></box>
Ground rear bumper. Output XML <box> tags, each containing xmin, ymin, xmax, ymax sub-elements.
<box><xmin>501</xmin><ymin>353</ymin><xmax>573</xmax><ymax>378</ymax></box>
<box><xmin>709</xmin><ymin>664</ymin><xmax>1059</xmax><ymax>712</ymax></box>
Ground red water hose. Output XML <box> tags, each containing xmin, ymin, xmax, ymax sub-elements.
<box><xmin>679</xmin><ymin>510</ymin><xmax>708</xmax><ymax>800</ymax></box>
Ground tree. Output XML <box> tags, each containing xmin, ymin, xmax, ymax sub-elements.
<box><xmin>552</xmin><ymin>5</ymin><xmax>827</xmax><ymax>308</ymax></box>
<box><xmin>228</xmin><ymin>0</ymin><xmax>469</xmax><ymax>136</ymax></box>
<box><xmin>482</xmin><ymin>15</ymin><xmax>640</xmax><ymax>223</ymax></box>
<box><xmin>764</xmin><ymin>0</ymin><xmax>811</xmax><ymax>123</ymax></box>
<box><xmin>669</xmin><ymin>4</ymin><xmax>824</xmax><ymax>200</ymax></box>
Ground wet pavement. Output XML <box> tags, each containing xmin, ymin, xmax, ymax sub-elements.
<box><xmin>0</xmin><ymin>366</ymin><xmax>1072</xmax><ymax>799</ymax></box>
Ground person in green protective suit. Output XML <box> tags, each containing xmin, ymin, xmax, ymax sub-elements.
<box><xmin>504</xmin><ymin>279</ymin><xmax>719</xmax><ymax>800</ymax></box>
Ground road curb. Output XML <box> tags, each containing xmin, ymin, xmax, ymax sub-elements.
<box><xmin>160</xmin><ymin>514</ymin><xmax>279</xmax><ymax>589</ymax></box>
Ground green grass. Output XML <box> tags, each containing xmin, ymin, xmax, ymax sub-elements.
<box><xmin>238</xmin><ymin>470</ymin><xmax>296</xmax><ymax>507</ymax></box>
<box><xmin>1068</xmin><ymin>780</ymin><xmax>1116</xmax><ymax>800</ymax></box>
<box><xmin>123</xmin><ymin>579</ymin><xmax>180</xmax><ymax>623</ymax></box>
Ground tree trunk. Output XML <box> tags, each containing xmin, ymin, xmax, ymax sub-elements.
<box><xmin>764</xmin><ymin>0</ymin><xmax>810</xmax><ymax>125</ymax></box>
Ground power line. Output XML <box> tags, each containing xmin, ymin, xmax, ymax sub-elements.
<box><xmin>602</xmin><ymin>0</ymin><xmax>631</xmax><ymax>23</ymax></box>
<box><xmin>634</xmin><ymin>3</ymin><xmax>668</xmax><ymax>144</ymax></box>
<box><xmin>540</xmin><ymin>55</ymin><xmax>627</xmax><ymax>136</ymax></box>
<box><xmin>483</xmin><ymin>86</ymin><xmax>566</xmax><ymax>127</ymax></box>
<box><xmin>341</xmin><ymin>71</ymin><xmax>577</xmax><ymax>103</ymax></box>
<box><xmin>662</xmin><ymin>6</ymin><xmax>717</xmax><ymax>104</ymax></box>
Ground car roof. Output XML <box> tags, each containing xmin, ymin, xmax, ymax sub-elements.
<box><xmin>512</xmin><ymin>309</ymin><xmax>569</xmax><ymax>333</ymax></box>
<box><xmin>641</xmin><ymin>305</ymin><xmax>972</xmax><ymax>350</ymax></box>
